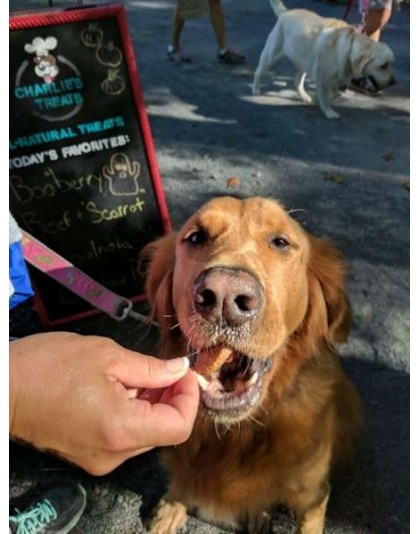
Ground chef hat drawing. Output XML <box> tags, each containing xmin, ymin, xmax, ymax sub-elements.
<box><xmin>24</xmin><ymin>36</ymin><xmax>58</xmax><ymax>56</ymax></box>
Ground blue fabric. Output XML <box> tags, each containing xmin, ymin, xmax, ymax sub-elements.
<box><xmin>9</xmin><ymin>241</ymin><xmax>34</xmax><ymax>309</ymax></box>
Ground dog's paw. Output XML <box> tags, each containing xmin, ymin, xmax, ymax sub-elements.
<box><xmin>297</xmin><ymin>89</ymin><xmax>313</xmax><ymax>104</ymax></box>
<box><xmin>252</xmin><ymin>84</ymin><xmax>261</xmax><ymax>96</ymax></box>
<box><xmin>148</xmin><ymin>499</ymin><xmax>188</xmax><ymax>534</ymax></box>
<box><xmin>301</xmin><ymin>94</ymin><xmax>313</xmax><ymax>104</ymax></box>
<box><xmin>323</xmin><ymin>110</ymin><xmax>341</xmax><ymax>120</ymax></box>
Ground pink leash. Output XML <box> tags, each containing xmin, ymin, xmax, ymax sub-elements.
<box><xmin>21</xmin><ymin>230</ymin><xmax>157</xmax><ymax>326</ymax></box>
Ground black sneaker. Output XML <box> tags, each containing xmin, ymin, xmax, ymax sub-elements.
<box><xmin>217</xmin><ymin>48</ymin><xmax>246</xmax><ymax>64</ymax></box>
<box><xmin>9</xmin><ymin>483</ymin><xmax>87</xmax><ymax>534</ymax></box>
<box><xmin>167</xmin><ymin>45</ymin><xmax>191</xmax><ymax>65</ymax></box>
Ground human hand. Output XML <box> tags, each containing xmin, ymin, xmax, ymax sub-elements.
<box><xmin>9</xmin><ymin>332</ymin><xmax>199</xmax><ymax>475</ymax></box>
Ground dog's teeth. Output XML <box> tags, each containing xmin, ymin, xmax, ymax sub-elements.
<box><xmin>246</xmin><ymin>372</ymin><xmax>259</xmax><ymax>386</ymax></box>
<box><xmin>246</xmin><ymin>373</ymin><xmax>258</xmax><ymax>386</ymax></box>
<box><xmin>195</xmin><ymin>372</ymin><xmax>210</xmax><ymax>390</ymax></box>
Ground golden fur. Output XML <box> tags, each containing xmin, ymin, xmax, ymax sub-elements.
<box><xmin>143</xmin><ymin>196</ymin><xmax>362</xmax><ymax>534</ymax></box>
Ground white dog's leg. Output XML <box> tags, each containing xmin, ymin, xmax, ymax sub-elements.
<box><xmin>316</xmin><ymin>85</ymin><xmax>340</xmax><ymax>119</ymax></box>
<box><xmin>295</xmin><ymin>72</ymin><xmax>313</xmax><ymax>104</ymax></box>
<box><xmin>252</xmin><ymin>62</ymin><xmax>265</xmax><ymax>95</ymax></box>
<box><xmin>253</xmin><ymin>24</ymin><xmax>284</xmax><ymax>95</ymax></box>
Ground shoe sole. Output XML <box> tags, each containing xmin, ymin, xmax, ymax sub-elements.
<box><xmin>167</xmin><ymin>53</ymin><xmax>192</xmax><ymax>64</ymax></box>
<box><xmin>218</xmin><ymin>59</ymin><xmax>245</xmax><ymax>65</ymax></box>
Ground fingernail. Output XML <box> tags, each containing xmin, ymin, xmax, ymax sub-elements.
<box><xmin>166</xmin><ymin>356</ymin><xmax>190</xmax><ymax>374</ymax></box>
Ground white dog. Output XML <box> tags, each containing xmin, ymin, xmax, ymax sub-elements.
<box><xmin>252</xmin><ymin>0</ymin><xmax>395</xmax><ymax>119</ymax></box>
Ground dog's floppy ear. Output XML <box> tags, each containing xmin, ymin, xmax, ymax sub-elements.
<box><xmin>307</xmin><ymin>235</ymin><xmax>352</xmax><ymax>343</ymax></box>
<box><xmin>140</xmin><ymin>233</ymin><xmax>177</xmax><ymax>337</ymax></box>
<box><xmin>350</xmin><ymin>34</ymin><xmax>376</xmax><ymax>77</ymax></box>
<box><xmin>352</xmin><ymin>53</ymin><xmax>374</xmax><ymax>78</ymax></box>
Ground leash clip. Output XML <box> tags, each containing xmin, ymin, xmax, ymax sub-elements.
<box><xmin>113</xmin><ymin>298</ymin><xmax>133</xmax><ymax>321</ymax></box>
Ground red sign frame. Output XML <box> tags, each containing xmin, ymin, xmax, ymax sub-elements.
<box><xmin>9</xmin><ymin>4</ymin><xmax>171</xmax><ymax>326</ymax></box>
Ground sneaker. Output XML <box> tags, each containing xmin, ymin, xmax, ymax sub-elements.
<box><xmin>9</xmin><ymin>483</ymin><xmax>87</xmax><ymax>534</ymax></box>
<box><xmin>167</xmin><ymin>45</ymin><xmax>191</xmax><ymax>65</ymax></box>
<box><xmin>348</xmin><ymin>76</ymin><xmax>382</xmax><ymax>96</ymax></box>
<box><xmin>217</xmin><ymin>48</ymin><xmax>246</xmax><ymax>64</ymax></box>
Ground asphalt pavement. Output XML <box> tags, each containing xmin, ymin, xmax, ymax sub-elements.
<box><xmin>9</xmin><ymin>0</ymin><xmax>410</xmax><ymax>532</ymax></box>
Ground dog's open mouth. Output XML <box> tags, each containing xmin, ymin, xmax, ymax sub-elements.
<box><xmin>191</xmin><ymin>346</ymin><xmax>272</xmax><ymax>413</ymax></box>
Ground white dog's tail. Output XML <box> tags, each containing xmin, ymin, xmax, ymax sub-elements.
<box><xmin>269</xmin><ymin>0</ymin><xmax>288</xmax><ymax>16</ymax></box>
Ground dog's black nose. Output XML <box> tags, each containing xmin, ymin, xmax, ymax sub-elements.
<box><xmin>193</xmin><ymin>267</ymin><xmax>263</xmax><ymax>327</ymax></box>
<box><xmin>390</xmin><ymin>76</ymin><xmax>396</xmax><ymax>86</ymax></box>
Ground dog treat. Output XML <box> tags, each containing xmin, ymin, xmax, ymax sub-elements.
<box><xmin>194</xmin><ymin>346</ymin><xmax>233</xmax><ymax>376</ymax></box>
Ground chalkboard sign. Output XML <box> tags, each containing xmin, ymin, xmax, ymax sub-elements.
<box><xmin>9</xmin><ymin>4</ymin><xmax>171</xmax><ymax>326</ymax></box>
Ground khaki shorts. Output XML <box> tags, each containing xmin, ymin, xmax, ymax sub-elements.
<box><xmin>178</xmin><ymin>0</ymin><xmax>207</xmax><ymax>19</ymax></box>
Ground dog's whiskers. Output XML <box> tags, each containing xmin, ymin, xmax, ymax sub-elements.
<box><xmin>184</xmin><ymin>330</ymin><xmax>204</xmax><ymax>365</ymax></box>
<box><xmin>287</xmin><ymin>207</ymin><xmax>306</xmax><ymax>215</ymax></box>
<box><xmin>214</xmin><ymin>423</ymin><xmax>222</xmax><ymax>441</ymax></box>
<box><xmin>243</xmin><ymin>357</ymin><xmax>252</xmax><ymax>375</ymax></box>
<box><xmin>249</xmin><ymin>414</ymin><xmax>266</xmax><ymax>428</ymax></box>
<box><xmin>183</xmin><ymin>349</ymin><xmax>200</xmax><ymax>362</ymax></box>
<box><xmin>185</xmin><ymin>327</ymin><xmax>197</xmax><ymax>353</ymax></box>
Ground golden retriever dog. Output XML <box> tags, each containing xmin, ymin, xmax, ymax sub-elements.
<box><xmin>143</xmin><ymin>196</ymin><xmax>362</xmax><ymax>533</ymax></box>
<box><xmin>252</xmin><ymin>0</ymin><xmax>395</xmax><ymax>119</ymax></box>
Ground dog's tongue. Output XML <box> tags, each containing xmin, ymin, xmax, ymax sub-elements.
<box><xmin>194</xmin><ymin>347</ymin><xmax>234</xmax><ymax>376</ymax></box>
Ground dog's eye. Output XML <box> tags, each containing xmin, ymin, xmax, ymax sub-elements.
<box><xmin>185</xmin><ymin>229</ymin><xmax>207</xmax><ymax>245</ymax></box>
<box><xmin>271</xmin><ymin>236</ymin><xmax>290</xmax><ymax>250</ymax></box>
<box><xmin>380</xmin><ymin>62</ymin><xmax>389</xmax><ymax>69</ymax></box>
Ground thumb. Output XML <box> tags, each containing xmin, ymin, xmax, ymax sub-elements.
<box><xmin>110</xmin><ymin>350</ymin><xmax>190</xmax><ymax>389</ymax></box>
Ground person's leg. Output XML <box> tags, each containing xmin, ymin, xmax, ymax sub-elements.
<box><xmin>363</xmin><ymin>6</ymin><xmax>392</xmax><ymax>41</ymax></box>
<box><xmin>167</xmin><ymin>6</ymin><xmax>191</xmax><ymax>63</ymax></box>
<box><xmin>207</xmin><ymin>0</ymin><xmax>245</xmax><ymax>64</ymax></box>
<box><xmin>207</xmin><ymin>0</ymin><xmax>227</xmax><ymax>50</ymax></box>
<box><xmin>171</xmin><ymin>6</ymin><xmax>185</xmax><ymax>49</ymax></box>
<box><xmin>348</xmin><ymin>0</ymin><xmax>391</xmax><ymax>93</ymax></box>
